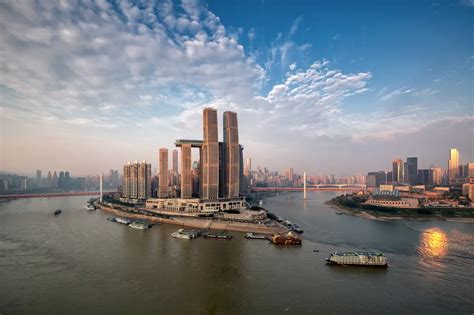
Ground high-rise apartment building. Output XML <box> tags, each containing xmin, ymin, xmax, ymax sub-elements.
<box><xmin>122</xmin><ymin>161</ymin><xmax>151</xmax><ymax>200</ymax></box>
<box><xmin>159</xmin><ymin>148</ymin><xmax>169</xmax><ymax>198</ymax></box>
<box><xmin>138</xmin><ymin>161</ymin><xmax>152</xmax><ymax>198</ymax></box>
<box><xmin>201</xmin><ymin>108</ymin><xmax>219</xmax><ymax>199</ymax></box>
<box><xmin>407</xmin><ymin>157</ymin><xmax>418</xmax><ymax>185</ymax></box>
<box><xmin>448</xmin><ymin>148</ymin><xmax>459</xmax><ymax>179</ymax></box>
<box><xmin>123</xmin><ymin>162</ymin><xmax>131</xmax><ymax>197</ymax></box>
<box><xmin>223</xmin><ymin>111</ymin><xmax>240</xmax><ymax>198</ymax></box>
<box><xmin>181</xmin><ymin>144</ymin><xmax>192</xmax><ymax>198</ymax></box>
<box><xmin>392</xmin><ymin>159</ymin><xmax>403</xmax><ymax>183</ymax></box>
<box><xmin>172</xmin><ymin>149</ymin><xmax>179</xmax><ymax>186</ymax></box>
<box><xmin>130</xmin><ymin>161</ymin><xmax>139</xmax><ymax>198</ymax></box>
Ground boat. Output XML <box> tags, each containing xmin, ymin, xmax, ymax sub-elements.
<box><xmin>313</xmin><ymin>249</ymin><xmax>320</xmax><ymax>252</ymax></box>
<box><xmin>171</xmin><ymin>229</ymin><xmax>201</xmax><ymax>239</ymax></box>
<box><xmin>54</xmin><ymin>209</ymin><xmax>62</xmax><ymax>215</ymax></box>
<box><xmin>244</xmin><ymin>232</ymin><xmax>268</xmax><ymax>240</ymax></box>
<box><xmin>335</xmin><ymin>212</ymin><xmax>343</xmax><ymax>215</ymax></box>
<box><xmin>115</xmin><ymin>217</ymin><xmax>131</xmax><ymax>225</ymax></box>
<box><xmin>204</xmin><ymin>234</ymin><xmax>232</xmax><ymax>240</ymax></box>
<box><xmin>129</xmin><ymin>221</ymin><xmax>149</xmax><ymax>230</ymax></box>
<box><xmin>326</xmin><ymin>251</ymin><xmax>388</xmax><ymax>267</ymax></box>
<box><xmin>258</xmin><ymin>200</ymin><xmax>264</xmax><ymax>206</ymax></box>
<box><xmin>292</xmin><ymin>224</ymin><xmax>304</xmax><ymax>233</ymax></box>
<box><xmin>107</xmin><ymin>217</ymin><xmax>116</xmax><ymax>222</ymax></box>
<box><xmin>270</xmin><ymin>231</ymin><xmax>302</xmax><ymax>245</ymax></box>
<box><xmin>84</xmin><ymin>204</ymin><xmax>96</xmax><ymax>211</ymax></box>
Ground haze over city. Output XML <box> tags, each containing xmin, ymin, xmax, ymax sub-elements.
<box><xmin>1</xmin><ymin>0</ymin><xmax>473</xmax><ymax>176</ymax></box>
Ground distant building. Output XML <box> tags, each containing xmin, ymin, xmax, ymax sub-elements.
<box><xmin>245</xmin><ymin>157</ymin><xmax>252</xmax><ymax>176</ymax></box>
<box><xmin>35</xmin><ymin>170</ymin><xmax>41</xmax><ymax>188</ymax></box>
<box><xmin>430</xmin><ymin>167</ymin><xmax>443</xmax><ymax>186</ymax></box>
<box><xmin>159</xmin><ymin>148</ymin><xmax>169</xmax><ymax>198</ymax></box>
<box><xmin>448</xmin><ymin>148</ymin><xmax>459</xmax><ymax>180</ymax></box>
<box><xmin>407</xmin><ymin>157</ymin><xmax>418</xmax><ymax>185</ymax></box>
<box><xmin>367</xmin><ymin>171</ymin><xmax>386</xmax><ymax>187</ymax></box>
<box><xmin>172</xmin><ymin>149</ymin><xmax>179</xmax><ymax>186</ymax></box>
<box><xmin>462</xmin><ymin>183</ymin><xmax>474</xmax><ymax>200</ymax></box>
<box><xmin>52</xmin><ymin>171</ymin><xmax>58</xmax><ymax>189</ymax></box>
<box><xmin>417</xmin><ymin>169</ymin><xmax>430</xmax><ymax>186</ymax></box>
<box><xmin>392</xmin><ymin>159</ymin><xmax>403</xmax><ymax>183</ymax></box>
<box><xmin>466</xmin><ymin>162</ymin><xmax>474</xmax><ymax>178</ymax></box>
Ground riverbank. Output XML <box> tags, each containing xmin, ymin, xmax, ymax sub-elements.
<box><xmin>326</xmin><ymin>197</ymin><xmax>474</xmax><ymax>223</ymax></box>
<box><xmin>96</xmin><ymin>203</ymin><xmax>288</xmax><ymax>234</ymax></box>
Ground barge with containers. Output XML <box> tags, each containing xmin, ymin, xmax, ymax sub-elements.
<box><xmin>326</xmin><ymin>251</ymin><xmax>388</xmax><ymax>267</ymax></box>
<box><xmin>270</xmin><ymin>231</ymin><xmax>302</xmax><ymax>245</ymax></box>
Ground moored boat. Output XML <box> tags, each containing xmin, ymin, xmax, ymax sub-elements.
<box><xmin>204</xmin><ymin>234</ymin><xmax>232</xmax><ymax>239</ymax></box>
<box><xmin>107</xmin><ymin>217</ymin><xmax>116</xmax><ymax>222</ymax></box>
<box><xmin>129</xmin><ymin>221</ymin><xmax>149</xmax><ymax>230</ymax></box>
<box><xmin>171</xmin><ymin>229</ymin><xmax>201</xmax><ymax>239</ymax></box>
<box><xmin>326</xmin><ymin>251</ymin><xmax>388</xmax><ymax>267</ymax></box>
<box><xmin>270</xmin><ymin>231</ymin><xmax>302</xmax><ymax>245</ymax></box>
<box><xmin>115</xmin><ymin>217</ymin><xmax>131</xmax><ymax>225</ymax></box>
<box><xmin>84</xmin><ymin>204</ymin><xmax>96</xmax><ymax>211</ymax></box>
<box><xmin>54</xmin><ymin>209</ymin><xmax>62</xmax><ymax>215</ymax></box>
<box><xmin>244</xmin><ymin>232</ymin><xmax>268</xmax><ymax>240</ymax></box>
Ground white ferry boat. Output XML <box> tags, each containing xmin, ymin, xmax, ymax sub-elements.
<box><xmin>326</xmin><ymin>251</ymin><xmax>388</xmax><ymax>267</ymax></box>
<box><xmin>129</xmin><ymin>221</ymin><xmax>149</xmax><ymax>230</ymax></box>
<box><xmin>171</xmin><ymin>229</ymin><xmax>201</xmax><ymax>239</ymax></box>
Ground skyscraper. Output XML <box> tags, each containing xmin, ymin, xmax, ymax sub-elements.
<box><xmin>392</xmin><ymin>159</ymin><xmax>403</xmax><ymax>183</ymax></box>
<box><xmin>122</xmin><ymin>161</ymin><xmax>151</xmax><ymax>200</ymax></box>
<box><xmin>46</xmin><ymin>171</ymin><xmax>52</xmax><ymax>189</ymax></box>
<box><xmin>52</xmin><ymin>171</ymin><xmax>58</xmax><ymax>189</ymax></box>
<box><xmin>223</xmin><ymin>111</ymin><xmax>240</xmax><ymax>198</ymax></box>
<box><xmin>430</xmin><ymin>167</ymin><xmax>443</xmax><ymax>185</ymax></box>
<box><xmin>448</xmin><ymin>148</ymin><xmax>459</xmax><ymax>180</ymax></box>
<box><xmin>467</xmin><ymin>162</ymin><xmax>474</xmax><ymax>178</ymax></box>
<box><xmin>123</xmin><ymin>162</ymin><xmax>131</xmax><ymax>197</ymax></box>
<box><xmin>245</xmin><ymin>157</ymin><xmax>252</xmax><ymax>176</ymax></box>
<box><xmin>159</xmin><ymin>148</ymin><xmax>169</xmax><ymax>198</ymax></box>
<box><xmin>201</xmin><ymin>108</ymin><xmax>219</xmax><ymax>199</ymax></box>
<box><xmin>407</xmin><ymin>157</ymin><xmax>418</xmax><ymax>185</ymax></box>
<box><xmin>138</xmin><ymin>161</ymin><xmax>152</xmax><ymax>198</ymax></box>
<box><xmin>172</xmin><ymin>149</ymin><xmax>179</xmax><ymax>186</ymax></box>
<box><xmin>35</xmin><ymin>170</ymin><xmax>41</xmax><ymax>188</ymax></box>
<box><xmin>130</xmin><ymin>161</ymin><xmax>139</xmax><ymax>198</ymax></box>
<box><xmin>181</xmin><ymin>144</ymin><xmax>192</xmax><ymax>198</ymax></box>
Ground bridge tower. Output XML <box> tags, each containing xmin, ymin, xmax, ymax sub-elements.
<box><xmin>303</xmin><ymin>172</ymin><xmax>307</xmax><ymax>200</ymax></box>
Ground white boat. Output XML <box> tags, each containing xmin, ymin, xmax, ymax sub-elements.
<box><xmin>326</xmin><ymin>251</ymin><xmax>388</xmax><ymax>267</ymax></box>
<box><xmin>115</xmin><ymin>217</ymin><xmax>131</xmax><ymax>225</ymax></box>
<box><xmin>84</xmin><ymin>204</ymin><xmax>95</xmax><ymax>211</ymax></box>
<box><xmin>129</xmin><ymin>221</ymin><xmax>149</xmax><ymax>230</ymax></box>
<box><xmin>171</xmin><ymin>228</ymin><xmax>200</xmax><ymax>239</ymax></box>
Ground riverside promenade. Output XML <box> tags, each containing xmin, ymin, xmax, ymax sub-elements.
<box><xmin>96</xmin><ymin>203</ymin><xmax>288</xmax><ymax>234</ymax></box>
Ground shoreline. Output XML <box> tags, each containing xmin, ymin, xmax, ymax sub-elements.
<box><xmin>326</xmin><ymin>200</ymin><xmax>474</xmax><ymax>224</ymax></box>
<box><xmin>96</xmin><ymin>203</ymin><xmax>289</xmax><ymax>234</ymax></box>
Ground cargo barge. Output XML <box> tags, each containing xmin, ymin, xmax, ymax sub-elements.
<box><xmin>270</xmin><ymin>231</ymin><xmax>302</xmax><ymax>245</ymax></box>
<box><xmin>326</xmin><ymin>251</ymin><xmax>388</xmax><ymax>267</ymax></box>
<box><xmin>244</xmin><ymin>233</ymin><xmax>268</xmax><ymax>240</ymax></box>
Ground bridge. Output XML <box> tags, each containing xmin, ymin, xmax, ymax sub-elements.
<box><xmin>0</xmin><ymin>191</ymin><xmax>117</xmax><ymax>200</ymax></box>
<box><xmin>251</xmin><ymin>184</ymin><xmax>366</xmax><ymax>192</ymax></box>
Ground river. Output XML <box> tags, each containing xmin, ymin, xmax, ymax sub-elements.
<box><xmin>0</xmin><ymin>191</ymin><xmax>473</xmax><ymax>314</ymax></box>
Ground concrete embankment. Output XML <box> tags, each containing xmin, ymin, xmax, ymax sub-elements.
<box><xmin>96</xmin><ymin>204</ymin><xmax>288</xmax><ymax>234</ymax></box>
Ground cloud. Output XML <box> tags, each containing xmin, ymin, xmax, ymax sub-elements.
<box><xmin>378</xmin><ymin>87</ymin><xmax>413</xmax><ymax>102</ymax></box>
<box><xmin>289</xmin><ymin>16</ymin><xmax>303</xmax><ymax>38</ymax></box>
<box><xmin>0</xmin><ymin>0</ymin><xmax>265</xmax><ymax>128</ymax></box>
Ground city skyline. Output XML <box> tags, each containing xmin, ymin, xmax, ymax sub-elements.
<box><xmin>0</xmin><ymin>0</ymin><xmax>473</xmax><ymax>175</ymax></box>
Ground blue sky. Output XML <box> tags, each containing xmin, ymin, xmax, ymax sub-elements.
<box><xmin>0</xmin><ymin>0</ymin><xmax>472</xmax><ymax>176</ymax></box>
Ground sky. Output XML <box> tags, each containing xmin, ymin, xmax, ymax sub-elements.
<box><xmin>0</xmin><ymin>0</ymin><xmax>473</xmax><ymax>176</ymax></box>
